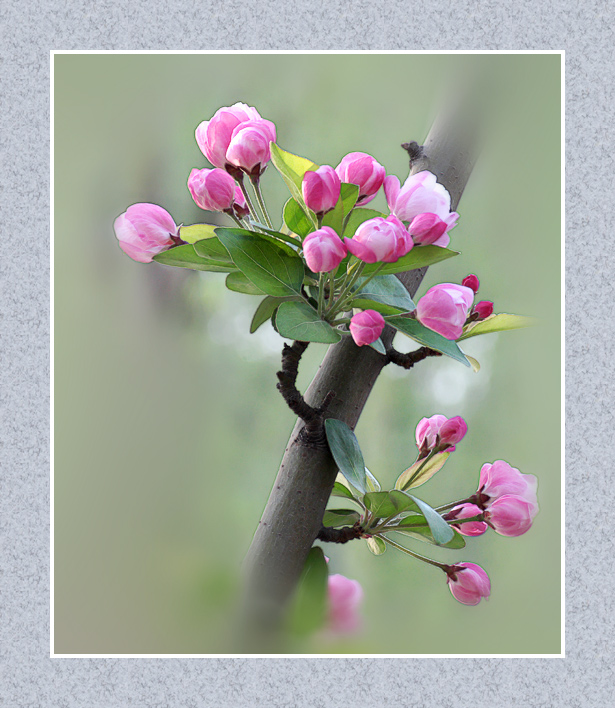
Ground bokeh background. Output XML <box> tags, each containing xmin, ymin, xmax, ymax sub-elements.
<box><xmin>54</xmin><ymin>53</ymin><xmax>561</xmax><ymax>654</ymax></box>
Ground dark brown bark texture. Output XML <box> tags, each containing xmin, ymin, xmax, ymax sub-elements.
<box><xmin>240</xmin><ymin>99</ymin><xmax>479</xmax><ymax>646</ymax></box>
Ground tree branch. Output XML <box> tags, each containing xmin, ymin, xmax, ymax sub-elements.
<box><xmin>238</xmin><ymin>91</ymin><xmax>481</xmax><ymax>650</ymax></box>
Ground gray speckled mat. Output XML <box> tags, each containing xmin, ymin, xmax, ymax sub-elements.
<box><xmin>2</xmin><ymin>3</ymin><xmax>613</xmax><ymax>704</ymax></box>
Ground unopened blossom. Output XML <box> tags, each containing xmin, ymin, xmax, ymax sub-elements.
<box><xmin>114</xmin><ymin>203</ymin><xmax>179</xmax><ymax>264</ymax></box>
<box><xmin>473</xmin><ymin>301</ymin><xmax>494</xmax><ymax>320</ymax></box>
<box><xmin>477</xmin><ymin>460</ymin><xmax>538</xmax><ymax>508</ymax></box>
<box><xmin>188</xmin><ymin>168</ymin><xmax>237</xmax><ymax>212</ymax></box>
<box><xmin>327</xmin><ymin>574</ymin><xmax>364</xmax><ymax>634</ymax></box>
<box><xmin>415</xmin><ymin>414</ymin><xmax>468</xmax><ymax>455</ymax></box>
<box><xmin>408</xmin><ymin>212</ymin><xmax>458</xmax><ymax>248</ymax></box>
<box><xmin>447</xmin><ymin>503</ymin><xmax>488</xmax><ymax>537</ymax></box>
<box><xmin>416</xmin><ymin>283</ymin><xmax>475</xmax><ymax>340</ymax></box>
<box><xmin>335</xmin><ymin>152</ymin><xmax>386</xmax><ymax>206</ymax></box>
<box><xmin>447</xmin><ymin>562</ymin><xmax>491</xmax><ymax>606</ymax></box>
<box><xmin>302</xmin><ymin>226</ymin><xmax>347</xmax><ymax>273</ymax></box>
<box><xmin>462</xmin><ymin>274</ymin><xmax>480</xmax><ymax>293</ymax></box>
<box><xmin>484</xmin><ymin>494</ymin><xmax>539</xmax><ymax>537</ymax></box>
<box><xmin>195</xmin><ymin>102</ymin><xmax>262</xmax><ymax>169</ymax></box>
<box><xmin>226</xmin><ymin>119</ymin><xmax>277</xmax><ymax>174</ymax></box>
<box><xmin>302</xmin><ymin>166</ymin><xmax>341</xmax><ymax>215</ymax></box>
<box><xmin>349</xmin><ymin>310</ymin><xmax>385</xmax><ymax>346</ymax></box>
<box><xmin>384</xmin><ymin>170</ymin><xmax>458</xmax><ymax>225</ymax></box>
<box><xmin>345</xmin><ymin>215</ymin><xmax>412</xmax><ymax>264</ymax></box>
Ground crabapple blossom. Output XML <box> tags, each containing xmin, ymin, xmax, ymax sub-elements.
<box><xmin>302</xmin><ymin>166</ymin><xmax>341</xmax><ymax>215</ymax></box>
<box><xmin>345</xmin><ymin>215</ymin><xmax>412</xmax><ymax>264</ymax></box>
<box><xmin>447</xmin><ymin>563</ymin><xmax>491</xmax><ymax>606</ymax></box>
<box><xmin>302</xmin><ymin>227</ymin><xmax>347</xmax><ymax>273</ymax></box>
<box><xmin>349</xmin><ymin>310</ymin><xmax>385</xmax><ymax>346</ymax></box>
<box><xmin>335</xmin><ymin>152</ymin><xmax>385</xmax><ymax>206</ymax></box>
<box><xmin>113</xmin><ymin>203</ymin><xmax>179</xmax><ymax>264</ymax></box>
<box><xmin>416</xmin><ymin>283</ymin><xmax>474</xmax><ymax>340</ymax></box>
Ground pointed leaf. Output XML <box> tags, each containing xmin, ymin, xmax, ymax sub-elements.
<box><xmin>354</xmin><ymin>275</ymin><xmax>416</xmax><ymax>312</ymax></box>
<box><xmin>331</xmin><ymin>480</ymin><xmax>362</xmax><ymax>503</ymax></box>
<box><xmin>459</xmin><ymin>313</ymin><xmax>537</xmax><ymax>340</ymax></box>
<box><xmin>287</xmin><ymin>546</ymin><xmax>328</xmax><ymax>635</ymax></box>
<box><xmin>194</xmin><ymin>236</ymin><xmax>235</xmax><ymax>264</ymax></box>
<box><xmin>270</xmin><ymin>143</ymin><xmax>319</xmax><ymax>219</ymax></box>
<box><xmin>352</xmin><ymin>298</ymin><xmax>408</xmax><ymax>317</ymax></box>
<box><xmin>369</xmin><ymin>337</ymin><xmax>387</xmax><ymax>355</ymax></box>
<box><xmin>250</xmin><ymin>296</ymin><xmax>301</xmax><ymax>333</ymax></box>
<box><xmin>387</xmin><ymin>316</ymin><xmax>471</xmax><ymax>367</ymax></box>
<box><xmin>244</xmin><ymin>221</ymin><xmax>302</xmax><ymax>252</ymax></box>
<box><xmin>322</xmin><ymin>183</ymin><xmax>359</xmax><ymax>235</ymax></box>
<box><xmin>366</xmin><ymin>536</ymin><xmax>387</xmax><ymax>555</ymax></box>
<box><xmin>276</xmin><ymin>301</ymin><xmax>342</xmax><ymax>343</ymax></box>
<box><xmin>323</xmin><ymin>509</ymin><xmax>361</xmax><ymax>528</ymax></box>
<box><xmin>153</xmin><ymin>244</ymin><xmax>237</xmax><ymax>272</ymax></box>
<box><xmin>365</xmin><ymin>468</ymin><xmax>381</xmax><ymax>492</ymax></box>
<box><xmin>406</xmin><ymin>495</ymin><xmax>454</xmax><ymax>545</ymax></box>
<box><xmin>362</xmin><ymin>246</ymin><xmax>459</xmax><ymax>276</ymax></box>
<box><xmin>225</xmin><ymin>271</ymin><xmax>265</xmax><ymax>295</ymax></box>
<box><xmin>325</xmin><ymin>419</ymin><xmax>367</xmax><ymax>494</ymax></box>
<box><xmin>179</xmin><ymin>223</ymin><xmax>218</xmax><ymax>244</ymax></box>
<box><xmin>467</xmin><ymin>355</ymin><xmax>481</xmax><ymax>373</ymax></box>
<box><xmin>343</xmin><ymin>208</ymin><xmax>386</xmax><ymax>237</ymax></box>
<box><xmin>363</xmin><ymin>490</ymin><xmax>421</xmax><ymax>519</ymax></box>
<box><xmin>216</xmin><ymin>228</ymin><xmax>305</xmax><ymax>297</ymax></box>
<box><xmin>283</xmin><ymin>198</ymin><xmax>315</xmax><ymax>239</ymax></box>
<box><xmin>395</xmin><ymin>452</ymin><xmax>451</xmax><ymax>491</ymax></box>
<box><xmin>393</xmin><ymin>524</ymin><xmax>466</xmax><ymax>549</ymax></box>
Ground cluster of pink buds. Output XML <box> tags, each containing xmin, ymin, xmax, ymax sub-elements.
<box><xmin>415</xmin><ymin>413</ymin><xmax>468</xmax><ymax>457</ymax></box>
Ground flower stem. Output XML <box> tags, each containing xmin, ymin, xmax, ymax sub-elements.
<box><xmin>250</xmin><ymin>175</ymin><xmax>274</xmax><ymax>229</ymax></box>
<box><xmin>327</xmin><ymin>261</ymin><xmax>366</xmax><ymax>318</ymax></box>
<box><xmin>380</xmin><ymin>535</ymin><xmax>449</xmax><ymax>571</ymax></box>
<box><xmin>237</xmin><ymin>177</ymin><xmax>259</xmax><ymax>222</ymax></box>
<box><xmin>317</xmin><ymin>272</ymin><xmax>326</xmax><ymax>318</ymax></box>
<box><xmin>435</xmin><ymin>496</ymin><xmax>477</xmax><ymax>513</ymax></box>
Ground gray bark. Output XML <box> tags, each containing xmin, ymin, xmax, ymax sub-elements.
<box><xmin>239</xmin><ymin>96</ymin><xmax>480</xmax><ymax>650</ymax></box>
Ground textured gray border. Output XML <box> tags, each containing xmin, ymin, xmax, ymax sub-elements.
<box><xmin>2</xmin><ymin>0</ymin><xmax>613</xmax><ymax>703</ymax></box>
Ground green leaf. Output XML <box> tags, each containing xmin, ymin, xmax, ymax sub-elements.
<box><xmin>393</xmin><ymin>522</ymin><xmax>466</xmax><ymax>549</ymax></box>
<box><xmin>406</xmin><ymin>495</ymin><xmax>454</xmax><ymax>545</ymax></box>
<box><xmin>365</xmin><ymin>468</ymin><xmax>381</xmax><ymax>492</ymax></box>
<box><xmin>363</xmin><ymin>490</ymin><xmax>421</xmax><ymax>519</ymax></box>
<box><xmin>387</xmin><ymin>316</ymin><xmax>471</xmax><ymax>367</ymax></box>
<box><xmin>395</xmin><ymin>452</ymin><xmax>451</xmax><ymax>491</ymax></box>
<box><xmin>325</xmin><ymin>419</ymin><xmax>368</xmax><ymax>494</ymax></box>
<box><xmin>153</xmin><ymin>244</ymin><xmax>237</xmax><ymax>272</ymax></box>
<box><xmin>244</xmin><ymin>222</ymin><xmax>302</xmax><ymax>253</ymax></box>
<box><xmin>179</xmin><ymin>223</ymin><xmax>218</xmax><ymax>244</ymax></box>
<box><xmin>287</xmin><ymin>546</ymin><xmax>328</xmax><ymax>635</ymax></box>
<box><xmin>331</xmin><ymin>480</ymin><xmax>362</xmax><ymax>504</ymax></box>
<box><xmin>352</xmin><ymin>298</ymin><xmax>407</xmax><ymax>317</ymax></box>
<box><xmin>366</xmin><ymin>535</ymin><xmax>387</xmax><ymax>555</ymax></box>
<box><xmin>283</xmin><ymin>198</ymin><xmax>315</xmax><ymax>239</ymax></box>
<box><xmin>362</xmin><ymin>246</ymin><xmax>459</xmax><ymax>276</ymax></box>
<box><xmin>216</xmin><ymin>228</ymin><xmax>305</xmax><ymax>297</ymax></box>
<box><xmin>459</xmin><ymin>313</ymin><xmax>537</xmax><ymax>340</ymax></box>
<box><xmin>194</xmin><ymin>236</ymin><xmax>235</xmax><ymax>264</ymax></box>
<box><xmin>225</xmin><ymin>271</ymin><xmax>265</xmax><ymax>295</ymax></box>
<box><xmin>270</xmin><ymin>143</ymin><xmax>319</xmax><ymax>218</ymax></box>
<box><xmin>322</xmin><ymin>183</ymin><xmax>359</xmax><ymax>236</ymax></box>
<box><xmin>323</xmin><ymin>508</ymin><xmax>361</xmax><ymax>528</ymax></box>
<box><xmin>275</xmin><ymin>301</ymin><xmax>342</xmax><ymax>343</ymax></box>
<box><xmin>343</xmin><ymin>208</ymin><xmax>386</xmax><ymax>237</ymax></box>
<box><xmin>250</xmin><ymin>295</ymin><xmax>301</xmax><ymax>333</ymax></box>
<box><xmin>354</xmin><ymin>275</ymin><xmax>416</xmax><ymax>312</ymax></box>
<box><xmin>369</xmin><ymin>337</ymin><xmax>387</xmax><ymax>355</ymax></box>
<box><xmin>467</xmin><ymin>355</ymin><xmax>481</xmax><ymax>373</ymax></box>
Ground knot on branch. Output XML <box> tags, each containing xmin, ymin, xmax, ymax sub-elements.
<box><xmin>316</xmin><ymin>522</ymin><xmax>365</xmax><ymax>544</ymax></box>
<box><xmin>385</xmin><ymin>345</ymin><xmax>442</xmax><ymax>369</ymax></box>
<box><xmin>401</xmin><ymin>141</ymin><xmax>424</xmax><ymax>167</ymax></box>
<box><xmin>276</xmin><ymin>341</ymin><xmax>335</xmax><ymax>446</ymax></box>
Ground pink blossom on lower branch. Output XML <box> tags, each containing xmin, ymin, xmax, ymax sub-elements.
<box><xmin>446</xmin><ymin>504</ymin><xmax>488</xmax><ymax>537</ymax></box>
<box><xmin>345</xmin><ymin>215</ymin><xmax>412</xmax><ymax>263</ymax></box>
<box><xmin>327</xmin><ymin>574</ymin><xmax>364</xmax><ymax>634</ymax></box>
<box><xmin>484</xmin><ymin>494</ymin><xmax>539</xmax><ymax>537</ymax></box>
<box><xmin>302</xmin><ymin>227</ymin><xmax>347</xmax><ymax>273</ymax></box>
<box><xmin>478</xmin><ymin>460</ymin><xmax>538</xmax><ymax>507</ymax></box>
<box><xmin>408</xmin><ymin>212</ymin><xmax>458</xmax><ymax>248</ymax></box>
<box><xmin>416</xmin><ymin>283</ymin><xmax>474</xmax><ymax>340</ymax></box>
<box><xmin>349</xmin><ymin>310</ymin><xmax>385</xmax><ymax>346</ymax></box>
<box><xmin>113</xmin><ymin>203</ymin><xmax>179</xmax><ymax>263</ymax></box>
<box><xmin>447</xmin><ymin>563</ymin><xmax>491</xmax><ymax>606</ymax></box>
<box><xmin>188</xmin><ymin>168</ymin><xmax>237</xmax><ymax>212</ymax></box>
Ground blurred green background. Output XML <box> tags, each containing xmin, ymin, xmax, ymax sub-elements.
<box><xmin>54</xmin><ymin>53</ymin><xmax>561</xmax><ymax>654</ymax></box>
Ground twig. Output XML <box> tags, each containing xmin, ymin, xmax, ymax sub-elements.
<box><xmin>385</xmin><ymin>345</ymin><xmax>442</xmax><ymax>369</ymax></box>
<box><xmin>316</xmin><ymin>523</ymin><xmax>364</xmax><ymax>544</ymax></box>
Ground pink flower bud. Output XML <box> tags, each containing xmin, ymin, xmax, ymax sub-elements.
<box><xmin>484</xmin><ymin>494</ymin><xmax>539</xmax><ymax>537</ymax></box>
<box><xmin>349</xmin><ymin>310</ymin><xmax>385</xmax><ymax>346</ymax></box>
<box><xmin>345</xmin><ymin>215</ymin><xmax>413</xmax><ymax>264</ymax></box>
<box><xmin>225</xmin><ymin>119</ymin><xmax>277</xmax><ymax>174</ymax></box>
<box><xmin>462</xmin><ymin>274</ymin><xmax>480</xmax><ymax>293</ymax></box>
<box><xmin>335</xmin><ymin>152</ymin><xmax>386</xmax><ymax>206</ymax></box>
<box><xmin>416</xmin><ymin>284</ymin><xmax>475</xmax><ymax>340</ymax></box>
<box><xmin>408</xmin><ymin>212</ymin><xmax>457</xmax><ymax>248</ymax></box>
<box><xmin>447</xmin><ymin>504</ymin><xmax>488</xmax><ymax>537</ymax></box>
<box><xmin>302</xmin><ymin>226</ymin><xmax>347</xmax><ymax>273</ymax></box>
<box><xmin>187</xmin><ymin>168</ymin><xmax>237</xmax><ymax>212</ymax></box>
<box><xmin>195</xmin><ymin>102</ymin><xmax>262</xmax><ymax>169</ymax></box>
<box><xmin>384</xmin><ymin>171</ymin><xmax>457</xmax><ymax>225</ymax></box>
<box><xmin>327</xmin><ymin>574</ymin><xmax>363</xmax><ymax>634</ymax></box>
<box><xmin>113</xmin><ymin>203</ymin><xmax>178</xmax><ymax>263</ymax></box>
<box><xmin>232</xmin><ymin>186</ymin><xmax>250</xmax><ymax>220</ymax></box>
<box><xmin>415</xmin><ymin>414</ymin><xmax>467</xmax><ymax>454</ymax></box>
<box><xmin>447</xmin><ymin>562</ymin><xmax>491</xmax><ymax>606</ymax></box>
<box><xmin>478</xmin><ymin>460</ymin><xmax>538</xmax><ymax>508</ymax></box>
<box><xmin>473</xmin><ymin>300</ymin><xmax>494</xmax><ymax>320</ymax></box>
<box><xmin>302</xmin><ymin>166</ymin><xmax>341</xmax><ymax>215</ymax></box>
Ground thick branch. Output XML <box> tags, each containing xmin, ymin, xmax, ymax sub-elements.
<box><xmin>239</xmin><ymin>92</ymin><xmax>481</xmax><ymax>649</ymax></box>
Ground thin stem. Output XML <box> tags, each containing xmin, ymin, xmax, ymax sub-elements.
<box><xmin>326</xmin><ymin>271</ymin><xmax>336</xmax><ymax>309</ymax></box>
<box><xmin>237</xmin><ymin>178</ymin><xmax>259</xmax><ymax>222</ymax></box>
<box><xmin>250</xmin><ymin>176</ymin><xmax>274</xmax><ymax>229</ymax></box>
<box><xmin>229</xmin><ymin>213</ymin><xmax>244</xmax><ymax>229</ymax></box>
<box><xmin>347</xmin><ymin>262</ymin><xmax>386</xmax><ymax>296</ymax></box>
<box><xmin>380</xmin><ymin>535</ymin><xmax>448</xmax><ymax>571</ymax></box>
<box><xmin>341</xmin><ymin>210</ymin><xmax>353</xmax><ymax>235</ymax></box>
<box><xmin>435</xmin><ymin>496</ymin><xmax>477</xmax><ymax>513</ymax></box>
<box><xmin>317</xmin><ymin>273</ymin><xmax>326</xmax><ymax>318</ymax></box>
<box><xmin>327</xmin><ymin>261</ymin><xmax>366</xmax><ymax>318</ymax></box>
<box><xmin>317</xmin><ymin>214</ymin><xmax>323</xmax><ymax>229</ymax></box>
